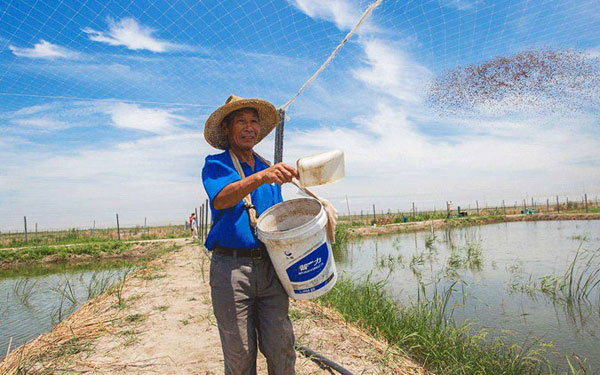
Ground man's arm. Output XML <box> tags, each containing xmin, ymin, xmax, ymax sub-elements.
<box><xmin>213</xmin><ymin>163</ymin><xmax>299</xmax><ymax>210</ymax></box>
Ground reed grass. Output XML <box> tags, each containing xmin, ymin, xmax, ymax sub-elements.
<box><xmin>512</xmin><ymin>245</ymin><xmax>600</xmax><ymax>305</ymax></box>
<box><xmin>12</xmin><ymin>277</ymin><xmax>38</xmax><ymax>307</ymax></box>
<box><xmin>318</xmin><ymin>276</ymin><xmax>573</xmax><ymax>375</ymax></box>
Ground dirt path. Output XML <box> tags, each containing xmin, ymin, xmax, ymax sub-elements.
<box><xmin>1</xmin><ymin>241</ymin><xmax>424</xmax><ymax>375</ymax></box>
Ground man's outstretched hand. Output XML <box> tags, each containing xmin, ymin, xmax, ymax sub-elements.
<box><xmin>260</xmin><ymin>163</ymin><xmax>299</xmax><ymax>185</ymax></box>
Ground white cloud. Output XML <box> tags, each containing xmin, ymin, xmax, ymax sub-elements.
<box><xmin>291</xmin><ymin>0</ymin><xmax>378</xmax><ymax>32</ymax></box>
<box><xmin>439</xmin><ymin>0</ymin><xmax>483</xmax><ymax>11</ymax></box>
<box><xmin>0</xmin><ymin>132</ymin><xmax>212</xmax><ymax>230</ymax></box>
<box><xmin>106</xmin><ymin>102</ymin><xmax>187</xmax><ymax>133</ymax></box>
<box><xmin>275</xmin><ymin>35</ymin><xmax>600</xmax><ymax>212</ymax></box>
<box><xmin>12</xmin><ymin>117</ymin><xmax>71</xmax><ymax>130</ymax></box>
<box><xmin>3</xmin><ymin>101</ymin><xmax>191</xmax><ymax>135</ymax></box>
<box><xmin>352</xmin><ymin>39</ymin><xmax>432</xmax><ymax>104</ymax></box>
<box><xmin>83</xmin><ymin>18</ymin><xmax>184</xmax><ymax>52</ymax></box>
<box><xmin>9</xmin><ymin>40</ymin><xmax>79</xmax><ymax>59</ymax></box>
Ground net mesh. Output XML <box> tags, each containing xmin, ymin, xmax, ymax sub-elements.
<box><xmin>1</xmin><ymin>0</ymin><xmax>599</xmax><ymax>229</ymax></box>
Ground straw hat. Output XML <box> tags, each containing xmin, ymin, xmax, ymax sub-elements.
<box><xmin>204</xmin><ymin>95</ymin><xmax>279</xmax><ymax>150</ymax></box>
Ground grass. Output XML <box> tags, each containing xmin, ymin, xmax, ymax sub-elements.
<box><xmin>0</xmin><ymin>224</ymin><xmax>189</xmax><ymax>249</ymax></box>
<box><xmin>318</xmin><ymin>277</ymin><xmax>578</xmax><ymax>375</ymax></box>
<box><xmin>13</xmin><ymin>277</ymin><xmax>38</xmax><ymax>307</ymax></box>
<box><xmin>154</xmin><ymin>304</ymin><xmax>169</xmax><ymax>312</ymax></box>
<box><xmin>0</xmin><ymin>240</ymin><xmax>133</xmax><ymax>264</ymax></box>
<box><xmin>510</xmin><ymin>245</ymin><xmax>600</xmax><ymax>305</ymax></box>
<box><xmin>50</xmin><ymin>337</ymin><xmax>92</xmax><ymax>359</ymax></box>
<box><xmin>124</xmin><ymin>313</ymin><xmax>145</xmax><ymax>323</ymax></box>
<box><xmin>0</xmin><ymin>240</ymin><xmax>182</xmax><ymax>272</ymax></box>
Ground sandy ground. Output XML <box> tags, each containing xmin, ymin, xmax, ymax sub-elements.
<box><xmin>3</xmin><ymin>240</ymin><xmax>424</xmax><ymax>375</ymax></box>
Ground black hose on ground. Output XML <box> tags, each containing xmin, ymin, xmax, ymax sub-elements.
<box><xmin>295</xmin><ymin>344</ymin><xmax>355</xmax><ymax>375</ymax></box>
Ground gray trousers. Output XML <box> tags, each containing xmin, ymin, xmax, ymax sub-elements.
<box><xmin>210</xmin><ymin>252</ymin><xmax>296</xmax><ymax>375</ymax></box>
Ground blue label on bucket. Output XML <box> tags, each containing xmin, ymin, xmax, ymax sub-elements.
<box><xmin>286</xmin><ymin>242</ymin><xmax>329</xmax><ymax>283</ymax></box>
<box><xmin>294</xmin><ymin>273</ymin><xmax>335</xmax><ymax>294</ymax></box>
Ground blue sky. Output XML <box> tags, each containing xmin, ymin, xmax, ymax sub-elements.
<box><xmin>1</xmin><ymin>0</ymin><xmax>599</xmax><ymax>230</ymax></box>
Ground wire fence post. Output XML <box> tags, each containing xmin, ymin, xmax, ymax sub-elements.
<box><xmin>35</xmin><ymin>222</ymin><xmax>38</xmax><ymax>241</ymax></box>
<box><xmin>476</xmin><ymin>200</ymin><xmax>480</xmax><ymax>215</ymax></box>
<box><xmin>205</xmin><ymin>198</ymin><xmax>210</xmax><ymax>238</ymax></box>
<box><xmin>200</xmin><ymin>204</ymin><xmax>204</xmax><ymax>241</ymax></box>
<box><xmin>345</xmin><ymin>195</ymin><xmax>351</xmax><ymax>218</ymax></box>
<box><xmin>274</xmin><ymin>109</ymin><xmax>285</xmax><ymax>164</ymax></box>
<box><xmin>412</xmin><ymin>202</ymin><xmax>416</xmax><ymax>219</ymax></box>
<box><xmin>195</xmin><ymin>207</ymin><xmax>199</xmax><ymax>239</ymax></box>
<box><xmin>143</xmin><ymin>217</ymin><xmax>147</xmax><ymax>237</ymax></box>
<box><xmin>23</xmin><ymin>216</ymin><xmax>28</xmax><ymax>245</ymax></box>
<box><xmin>372</xmin><ymin>204</ymin><xmax>376</xmax><ymax>225</ymax></box>
<box><xmin>92</xmin><ymin>220</ymin><xmax>95</xmax><ymax>237</ymax></box>
<box><xmin>556</xmin><ymin>196</ymin><xmax>560</xmax><ymax>213</ymax></box>
<box><xmin>502</xmin><ymin>200</ymin><xmax>506</xmax><ymax>215</ymax></box>
<box><xmin>116</xmin><ymin>213</ymin><xmax>121</xmax><ymax>240</ymax></box>
<box><xmin>585</xmin><ymin>193</ymin><xmax>588</xmax><ymax>213</ymax></box>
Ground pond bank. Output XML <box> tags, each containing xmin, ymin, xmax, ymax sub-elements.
<box><xmin>0</xmin><ymin>238</ymin><xmax>188</xmax><ymax>271</ymax></box>
<box><xmin>348</xmin><ymin>212</ymin><xmax>600</xmax><ymax>237</ymax></box>
<box><xmin>0</xmin><ymin>242</ymin><xmax>423</xmax><ymax>375</ymax></box>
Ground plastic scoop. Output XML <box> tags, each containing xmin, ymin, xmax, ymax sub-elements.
<box><xmin>296</xmin><ymin>150</ymin><xmax>345</xmax><ymax>187</ymax></box>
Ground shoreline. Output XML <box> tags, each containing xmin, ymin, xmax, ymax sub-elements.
<box><xmin>0</xmin><ymin>238</ymin><xmax>188</xmax><ymax>271</ymax></box>
<box><xmin>347</xmin><ymin>213</ymin><xmax>600</xmax><ymax>237</ymax></box>
<box><xmin>0</xmin><ymin>241</ymin><xmax>423</xmax><ymax>375</ymax></box>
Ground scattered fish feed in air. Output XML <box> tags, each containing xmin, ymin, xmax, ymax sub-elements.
<box><xmin>428</xmin><ymin>49</ymin><xmax>600</xmax><ymax>114</ymax></box>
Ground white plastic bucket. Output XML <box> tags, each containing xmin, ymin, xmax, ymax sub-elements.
<box><xmin>257</xmin><ymin>198</ymin><xmax>337</xmax><ymax>300</ymax></box>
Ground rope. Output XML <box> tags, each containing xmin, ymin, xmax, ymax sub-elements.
<box><xmin>280</xmin><ymin>0</ymin><xmax>383</xmax><ymax>111</ymax></box>
<box><xmin>0</xmin><ymin>92</ymin><xmax>217</xmax><ymax>108</ymax></box>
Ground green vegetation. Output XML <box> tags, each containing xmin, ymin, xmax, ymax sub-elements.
<box><xmin>319</xmin><ymin>277</ymin><xmax>580</xmax><ymax>375</ymax></box>
<box><xmin>0</xmin><ymin>240</ymin><xmax>181</xmax><ymax>271</ymax></box>
<box><xmin>337</xmin><ymin>200</ymin><xmax>600</xmax><ymax>228</ymax></box>
<box><xmin>125</xmin><ymin>313</ymin><xmax>146</xmax><ymax>323</ymax></box>
<box><xmin>446</xmin><ymin>240</ymin><xmax>484</xmax><ymax>277</ymax></box>
<box><xmin>509</xmin><ymin>246</ymin><xmax>600</xmax><ymax>304</ymax></box>
<box><xmin>0</xmin><ymin>240</ymin><xmax>133</xmax><ymax>264</ymax></box>
<box><xmin>0</xmin><ymin>224</ymin><xmax>189</xmax><ymax>249</ymax></box>
<box><xmin>13</xmin><ymin>277</ymin><xmax>38</xmax><ymax>306</ymax></box>
<box><xmin>51</xmin><ymin>338</ymin><xmax>93</xmax><ymax>359</ymax></box>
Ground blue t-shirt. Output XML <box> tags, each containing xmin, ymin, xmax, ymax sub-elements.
<box><xmin>202</xmin><ymin>150</ymin><xmax>283</xmax><ymax>250</ymax></box>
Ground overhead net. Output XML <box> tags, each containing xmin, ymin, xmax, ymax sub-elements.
<box><xmin>1</xmin><ymin>0</ymin><xmax>599</xmax><ymax>228</ymax></box>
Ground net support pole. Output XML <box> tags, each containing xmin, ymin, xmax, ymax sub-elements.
<box><xmin>274</xmin><ymin>109</ymin><xmax>285</xmax><ymax>164</ymax></box>
<box><xmin>24</xmin><ymin>216</ymin><xmax>28</xmax><ymax>245</ymax></box>
<box><xmin>116</xmin><ymin>213</ymin><xmax>121</xmax><ymax>240</ymax></box>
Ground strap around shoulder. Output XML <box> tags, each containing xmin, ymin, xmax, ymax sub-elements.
<box><xmin>227</xmin><ymin>149</ymin><xmax>260</xmax><ymax>229</ymax></box>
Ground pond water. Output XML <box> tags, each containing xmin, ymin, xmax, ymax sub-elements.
<box><xmin>338</xmin><ymin>220</ymin><xmax>600</xmax><ymax>372</ymax></box>
<box><xmin>0</xmin><ymin>263</ymin><xmax>131</xmax><ymax>359</ymax></box>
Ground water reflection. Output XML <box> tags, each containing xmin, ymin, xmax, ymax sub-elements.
<box><xmin>337</xmin><ymin>220</ymin><xmax>600</xmax><ymax>371</ymax></box>
<box><xmin>0</xmin><ymin>265</ymin><xmax>132</xmax><ymax>358</ymax></box>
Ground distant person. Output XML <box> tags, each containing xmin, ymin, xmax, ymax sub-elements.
<box><xmin>202</xmin><ymin>95</ymin><xmax>298</xmax><ymax>374</ymax></box>
<box><xmin>189</xmin><ymin>213</ymin><xmax>197</xmax><ymax>237</ymax></box>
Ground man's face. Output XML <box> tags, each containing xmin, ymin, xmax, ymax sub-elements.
<box><xmin>223</xmin><ymin>109</ymin><xmax>260</xmax><ymax>151</ymax></box>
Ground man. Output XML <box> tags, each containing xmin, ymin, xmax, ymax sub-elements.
<box><xmin>202</xmin><ymin>95</ymin><xmax>298</xmax><ymax>375</ymax></box>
